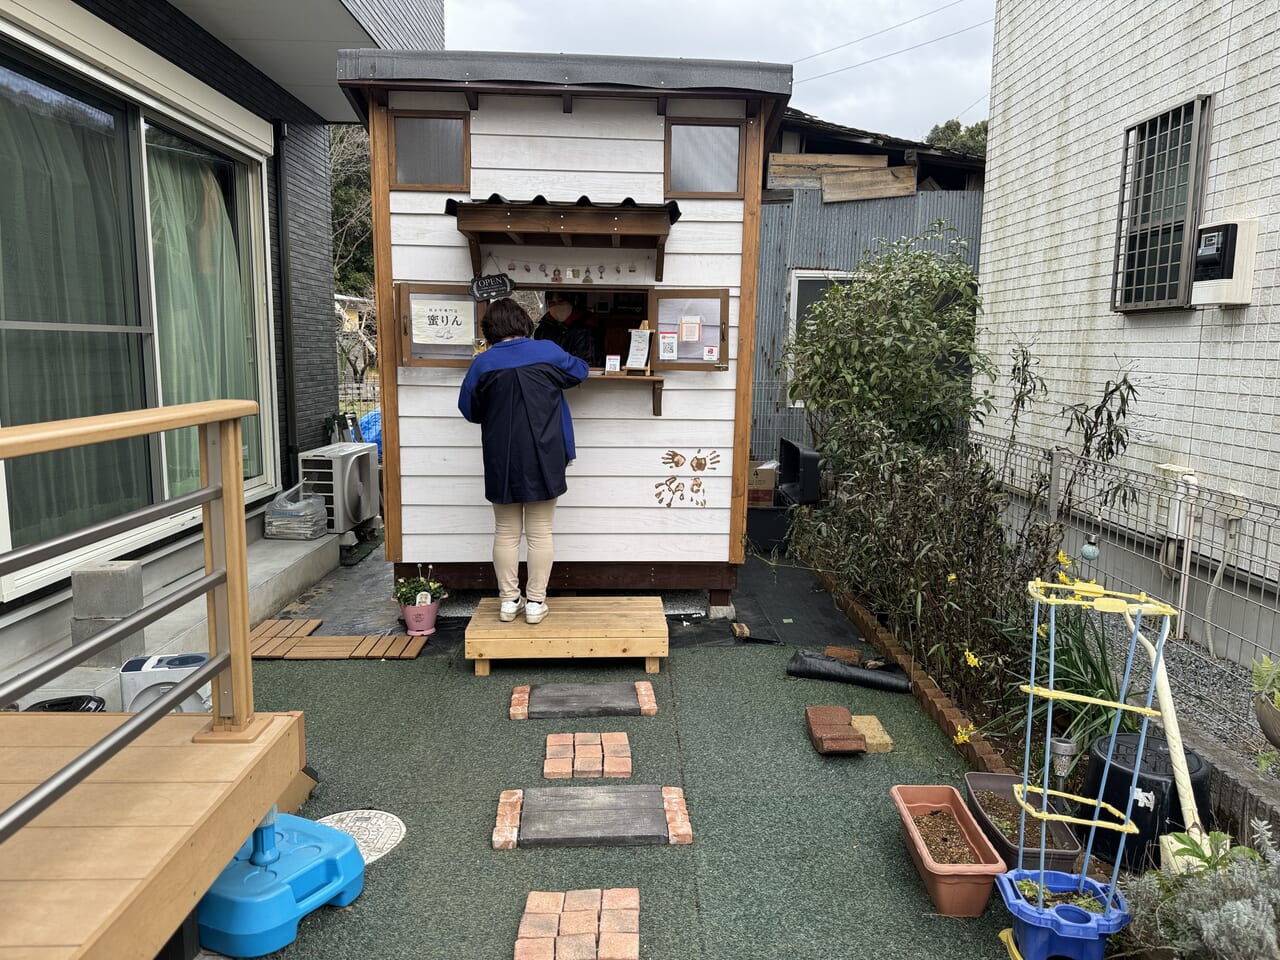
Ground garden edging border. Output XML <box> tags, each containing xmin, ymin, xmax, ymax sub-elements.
<box><xmin>814</xmin><ymin>570</ymin><xmax>1015</xmax><ymax>776</ymax></box>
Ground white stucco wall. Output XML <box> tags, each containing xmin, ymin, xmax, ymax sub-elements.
<box><xmin>979</xmin><ymin>0</ymin><xmax>1280</xmax><ymax>501</ymax></box>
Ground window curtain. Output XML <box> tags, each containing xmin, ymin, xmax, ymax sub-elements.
<box><xmin>145</xmin><ymin>127</ymin><xmax>260</xmax><ymax>496</ymax></box>
<box><xmin>0</xmin><ymin>63</ymin><xmax>149</xmax><ymax>548</ymax></box>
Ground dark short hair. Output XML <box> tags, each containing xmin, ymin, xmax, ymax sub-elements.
<box><xmin>481</xmin><ymin>298</ymin><xmax>532</xmax><ymax>342</ymax></box>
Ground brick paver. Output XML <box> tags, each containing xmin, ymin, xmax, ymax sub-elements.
<box><xmin>513</xmin><ymin>889</ymin><xmax>641</xmax><ymax>960</ymax></box>
<box><xmin>544</xmin><ymin>731</ymin><xmax>632</xmax><ymax>779</ymax></box>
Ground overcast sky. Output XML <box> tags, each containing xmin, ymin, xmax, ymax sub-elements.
<box><xmin>442</xmin><ymin>0</ymin><xmax>995</xmax><ymax>142</ymax></box>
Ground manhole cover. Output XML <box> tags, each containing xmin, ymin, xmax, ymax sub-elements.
<box><xmin>317</xmin><ymin>809</ymin><xmax>406</xmax><ymax>864</ymax></box>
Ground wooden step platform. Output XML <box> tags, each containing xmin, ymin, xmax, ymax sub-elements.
<box><xmin>250</xmin><ymin>619</ymin><xmax>426</xmax><ymax>660</ymax></box>
<box><xmin>0</xmin><ymin>711</ymin><xmax>304</xmax><ymax>959</ymax></box>
<box><xmin>465</xmin><ymin>597</ymin><xmax>669</xmax><ymax>676</ymax></box>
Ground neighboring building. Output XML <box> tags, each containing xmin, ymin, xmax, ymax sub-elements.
<box><xmin>0</xmin><ymin>1</ymin><xmax>441</xmax><ymax>670</ymax></box>
<box><xmin>978</xmin><ymin>1</ymin><xmax>1279</xmax><ymax>502</ymax></box>
<box><xmin>338</xmin><ymin>50</ymin><xmax>793</xmax><ymax>603</ymax></box>
<box><xmin>753</xmin><ymin>108</ymin><xmax>985</xmax><ymax>459</ymax></box>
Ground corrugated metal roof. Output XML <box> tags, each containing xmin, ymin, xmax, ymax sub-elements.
<box><xmin>337</xmin><ymin>49</ymin><xmax>793</xmax><ymax>96</ymax></box>
<box><xmin>445</xmin><ymin>194</ymin><xmax>681</xmax><ymax>224</ymax></box>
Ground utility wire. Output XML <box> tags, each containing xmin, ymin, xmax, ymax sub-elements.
<box><xmin>793</xmin><ymin>0</ymin><xmax>971</xmax><ymax>64</ymax></box>
<box><xmin>957</xmin><ymin>91</ymin><xmax>989</xmax><ymax>119</ymax></box>
<box><xmin>795</xmin><ymin>18</ymin><xmax>994</xmax><ymax>83</ymax></box>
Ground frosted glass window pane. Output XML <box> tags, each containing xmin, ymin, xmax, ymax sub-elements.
<box><xmin>395</xmin><ymin>117</ymin><xmax>464</xmax><ymax>185</ymax></box>
<box><xmin>670</xmin><ymin>124</ymin><xmax>739</xmax><ymax>194</ymax></box>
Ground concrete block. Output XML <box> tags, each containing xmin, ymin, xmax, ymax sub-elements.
<box><xmin>70</xmin><ymin>617</ymin><xmax>145</xmax><ymax>669</ymax></box>
<box><xmin>71</xmin><ymin>561</ymin><xmax>143</xmax><ymax>619</ymax></box>
<box><xmin>849</xmin><ymin>714</ymin><xmax>894</xmax><ymax>753</ymax></box>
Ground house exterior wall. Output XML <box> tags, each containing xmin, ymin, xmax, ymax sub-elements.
<box><xmin>72</xmin><ymin>0</ymin><xmax>340</xmax><ymax>481</ymax></box>
<box><xmin>753</xmin><ymin>188</ymin><xmax>983</xmax><ymax>459</ymax></box>
<box><xmin>979</xmin><ymin>0</ymin><xmax>1280</xmax><ymax>502</ymax></box>
<box><xmin>387</xmin><ymin>94</ymin><xmax>747</xmax><ymax>565</ymax></box>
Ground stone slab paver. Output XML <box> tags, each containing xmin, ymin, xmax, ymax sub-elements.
<box><xmin>518</xmin><ymin>785</ymin><xmax>669</xmax><ymax>848</ymax></box>
<box><xmin>525</xmin><ymin>682</ymin><xmax>643</xmax><ymax>719</ymax></box>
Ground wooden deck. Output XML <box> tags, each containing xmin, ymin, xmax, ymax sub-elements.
<box><xmin>464</xmin><ymin>597</ymin><xmax>669</xmax><ymax>675</ymax></box>
<box><xmin>0</xmin><ymin>711</ymin><xmax>305</xmax><ymax>960</ymax></box>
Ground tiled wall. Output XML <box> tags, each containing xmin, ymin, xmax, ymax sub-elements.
<box><xmin>979</xmin><ymin>0</ymin><xmax>1280</xmax><ymax>501</ymax></box>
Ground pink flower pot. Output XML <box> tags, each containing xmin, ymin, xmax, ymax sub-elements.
<box><xmin>402</xmin><ymin>602</ymin><xmax>441</xmax><ymax>637</ymax></box>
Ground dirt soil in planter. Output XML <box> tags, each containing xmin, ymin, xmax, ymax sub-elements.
<box><xmin>913</xmin><ymin>809</ymin><xmax>977</xmax><ymax>864</ymax></box>
<box><xmin>975</xmin><ymin>790</ymin><xmax>1072</xmax><ymax>850</ymax></box>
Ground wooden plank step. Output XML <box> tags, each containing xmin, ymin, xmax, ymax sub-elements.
<box><xmin>465</xmin><ymin>597</ymin><xmax>668</xmax><ymax>676</ymax></box>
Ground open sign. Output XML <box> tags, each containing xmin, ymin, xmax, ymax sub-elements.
<box><xmin>468</xmin><ymin>273</ymin><xmax>514</xmax><ymax>301</ymax></box>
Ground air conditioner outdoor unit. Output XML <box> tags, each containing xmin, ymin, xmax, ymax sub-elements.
<box><xmin>299</xmin><ymin>442</ymin><xmax>378</xmax><ymax>534</ymax></box>
<box><xmin>119</xmin><ymin>653</ymin><xmax>212</xmax><ymax>713</ymax></box>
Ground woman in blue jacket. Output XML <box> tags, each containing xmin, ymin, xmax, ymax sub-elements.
<box><xmin>458</xmin><ymin>298</ymin><xmax>589</xmax><ymax>624</ymax></box>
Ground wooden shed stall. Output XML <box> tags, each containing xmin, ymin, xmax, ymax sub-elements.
<box><xmin>339</xmin><ymin>51</ymin><xmax>792</xmax><ymax>605</ymax></box>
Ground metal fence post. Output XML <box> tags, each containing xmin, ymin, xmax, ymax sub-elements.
<box><xmin>1048</xmin><ymin>447</ymin><xmax>1064</xmax><ymax>523</ymax></box>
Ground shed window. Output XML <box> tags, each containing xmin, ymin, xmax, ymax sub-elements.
<box><xmin>392</xmin><ymin>112</ymin><xmax>468</xmax><ymax>190</ymax></box>
<box><xmin>666</xmin><ymin>121</ymin><xmax>743</xmax><ymax>197</ymax></box>
<box><xmin>1112</xmin><ymin>96</ymin><xmax>1210</xmax><ymax>311</ymax></box>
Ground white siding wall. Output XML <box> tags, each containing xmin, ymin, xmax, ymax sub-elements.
<box><xmin>979</xmin><ymin>1</ymin><xmax>1280</xmax><ymax>501</ymax></box>
<box><xmin>390</xmin><ymin>96</ymin><xmax>745</xmax><ymax>563</ymax></box>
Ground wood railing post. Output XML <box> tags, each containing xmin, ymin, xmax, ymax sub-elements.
<box><xmin>202</xmin><ymin>416</ymin><xmax>254</xmax><ymax>730</ymax></box>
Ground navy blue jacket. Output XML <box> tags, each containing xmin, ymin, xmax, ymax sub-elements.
<box><xmin>458</xmin><ymin>338</ymin><xmax>589</xmax><ymax>504</ymax></box>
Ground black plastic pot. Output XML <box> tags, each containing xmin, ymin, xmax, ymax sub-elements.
<box><xmin>963</xmin><ymin>772</ymin><xmax>1082</xmax><ymax>872</ymax></box>
<box><xmin>24</xmin><ymin>694</ymin><xmax>106</xmax><ymax>712</ymax></box>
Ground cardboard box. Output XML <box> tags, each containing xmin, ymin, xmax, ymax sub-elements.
<box><xmin>748</xmin><ymin>460</ymin><xmax>778</xmax><ymax>504</ymax></box>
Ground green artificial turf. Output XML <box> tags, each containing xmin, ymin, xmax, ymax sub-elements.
<box><xmin>248</xmin><ymin>641</ymin><xmax>1010</xmax><ymax>960</ymax></box>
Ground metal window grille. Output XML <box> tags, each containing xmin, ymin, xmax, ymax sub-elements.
<box><xmin>1111</xmin><ymin>96</ymin><xmax>1211</xmax><ymax>312</ymax></box>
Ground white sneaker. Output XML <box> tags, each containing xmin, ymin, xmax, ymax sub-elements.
<box><xmin>525</xmin><ymin>600</ymin><xmax>549</xmax><ymax>625</ymax></box>
<box><xmin>499</xmin><ymin>597</ymin><xmax>526</xmax><ymax>622</ymax></box>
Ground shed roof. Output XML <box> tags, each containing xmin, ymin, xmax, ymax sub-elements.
<box><xmin>338</xmin><ymin>49</ymin><xmax>792</xmax><ymax>119</ymax></box>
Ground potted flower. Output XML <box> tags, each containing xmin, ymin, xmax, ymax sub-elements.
<box><xmin>1253</xmin><ymin>654</ymin><xmax>1280</xmax><ymax>748</ymax></box>
<box><xmin>394</xmin><ymin>565</ymin><xmax>447</xmax><ymax>637</ymax></box>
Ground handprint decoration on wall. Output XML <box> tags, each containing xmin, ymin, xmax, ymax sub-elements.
<box><xmin>654</xmin><ymin>448</ymin><xmax>718</xmax><ymax>508</ymax></box>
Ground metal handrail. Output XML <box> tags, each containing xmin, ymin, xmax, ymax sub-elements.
<box><xmin>0</xmin><ymin>399</ymin><xmax>259</xmax><ymax>846</ymax></box>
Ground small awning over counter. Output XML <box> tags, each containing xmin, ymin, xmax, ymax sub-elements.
<box><xmin>445</xmin><ymin>195</ymin><xmax>682</xmax><ymax>281</ymax></box>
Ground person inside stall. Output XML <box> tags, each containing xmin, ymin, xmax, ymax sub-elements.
<box><xmin>534</xmin><ymin>291</ymin><xmax>601</xmax><ymax>367</ymax></box>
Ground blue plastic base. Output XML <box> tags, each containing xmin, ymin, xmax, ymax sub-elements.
<box><xmin>995</xmin><ymin>869</ymin><xmax>1129</xmax><ymax>960</ymax></box>
<box><xmin>198</xmin><ymin>814</ymin><xmax>365</xmax><ymax>958</ymax></box>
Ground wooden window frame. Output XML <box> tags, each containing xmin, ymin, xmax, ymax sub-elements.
<box><xmin>387</xmin><ymin>110</ymin><xmax>470</xmax><ymax>192</ymax></box>
<box><xmin>648</xmin><ymin>287</ymin><xmax>730</xmax><ymax>372</ymax></box>
<box><xmin>1111</xmin><ymin>95</ymin><xmax>1211</xmax><ymax>312</ymax></box>
<box><xmin>664</xmin><ymin>119</ymin><xmax>746</xmax><ymax>199</ymax></box>
<box><xmin>396</xmin><ymin>282</ymin><xmax>483</xmax><ymax>368</ymax></box>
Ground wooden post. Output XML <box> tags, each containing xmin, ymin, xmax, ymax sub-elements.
<box><xmin>202</xmin><ymin>415</ymin><xmax>255</xmax><ymax>732</ymax></box>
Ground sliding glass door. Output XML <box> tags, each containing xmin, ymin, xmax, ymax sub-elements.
<box><xmin>0</xmin><ymin>48</ymin><xmax>270</xmax><ymax>567</ymax></box>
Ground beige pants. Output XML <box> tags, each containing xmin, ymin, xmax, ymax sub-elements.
<box><xmin>492</xmin><ymin>499</ymin><xmax>557</xmax><ymax>603</ymax></box>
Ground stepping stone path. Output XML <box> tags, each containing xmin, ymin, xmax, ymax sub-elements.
<box><xmin>493</xmin><ymin>786</ymin><xmax>691</xmax><ymax>849</ymax></box>
<box><xmin>510</xmin><ymin>682</ymin><xmax>658</xmax><ymax>720</ymax></box>
<box><xmin>544</xmin><ymin>732</ymin><xmax>633</xmax><ymax>779</ymax></box>
<box><xmin>515</xmin><ymin>888</ymin><xmax>641</xmax><ymax>960</ymax></box>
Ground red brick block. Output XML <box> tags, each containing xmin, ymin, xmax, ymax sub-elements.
<box><xmin>603</xmin><ymin>740</ymin><xmax>631</xmax><ymax>758</ymax></box>
<box><xmin>546</xmin><ymin>742</ymin><xmax>573</xmax><ymax>760</ymax></box>
<box><xmin>543</xmin><ymin>757</ymin><xmax>573</xmax><ymax>779</ymax></box>
<box><xmin>524</xmin><ymin>891</ymin><xmax>566</xmax><ymax>914</ymax></box>
<box><xmin>603</xmin><ymin>756</ymin><xmax>632</xmax><ymax>778</ymax></box>
<box><xmin>661</xmin><ymin>787</ymin><xmax>683</xmax><ymax>802</ymax></box>
<box><xmin>546</xmin><ymin>733</ymin><xmax>574</xmax><ymax>747</ymax></box>
<box><xmin>601</xmin><ymin>888</ymin><xmax>639</xmax><ymax>911</ymax></box>
<box><xmin>668</xmin><ymin>821</ymin><xmax>693</xmax><ymax>844</ymax></box>
<box><xmin>598</xmin><ymin>931</ymin><xmax>640</xmax><ymax>960</ymax></box>
<box><xmin>555</xmin><ymin>934</ymin><xmax>597</xmax><ymax>960</ymax></box>
<box><xmin>563</xmin><ymin>888</ymin><xmax>602</xmax><ymax>913</ymax></box>
<box><xmin>600</xmin><ymin>909</ymin><xmax>639</xmax><ymax>933</ymax></box>
<box><xmin>574</xmin><ymin>731</ymin><xmax>602</xmax><ymax>746</ymax></box>
<box><xmin>601</xmin><ymin>731</ymin><xmax>629</xmax><ymax>747</ymax></box>
<box><xmin>510</xmin><ymin>705</ymin><xmax>529</xmax><ymax>721</ymax></box>
<box><xmin>500</xmin><ymin>789</ymin><xmax>524</xmax><ymax>805</ymax></box>
<box><xmin>517</xmin><ymin>912</ymin><xmax>560</xmax><ymax>939</ymax></box>
<box><xmin>573</xmin><ymin>754</ymin><xmax>603</xmax><ymax>777</ymax></box>
<box><xmin>513</xmin><ymin>937</ymin><xmax>554</xmax><ymax>960</ymax></box>
<box><xmin>558</xmin><ymin>909</ymin><xmax>599</xmax><ymax>936</ymax></box>
<box><xmin>492</xmin><ymin>825</ymin><xmax>518</xmax><ymax>850</ymax></box>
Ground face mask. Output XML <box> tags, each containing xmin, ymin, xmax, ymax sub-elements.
<box><xmin>548</xmin><ymin>302</ymin><xmax>572</xmax><ymax>322</ymax></box>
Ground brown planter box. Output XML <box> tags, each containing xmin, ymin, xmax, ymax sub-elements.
<box><xmin>891</xmin><ymin>785</ymin><xmax>1006</xmax><ymax>917</ymax></box>
<box><xmin>963</xmin><ymin>772</ymin><xmax>1082</xmax><ymax>872</ymax></box>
